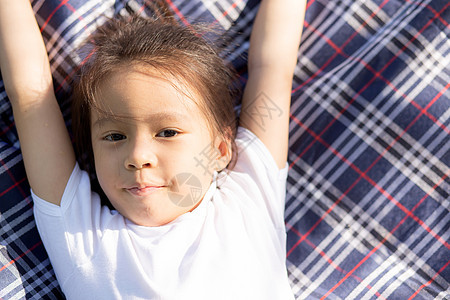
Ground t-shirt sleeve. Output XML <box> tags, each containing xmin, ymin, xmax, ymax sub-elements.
<box><xmin>32</xmin><ymin>163</ymin><xmax>119</xmax><ymax>286</ymax></box>
<box><xmin>230</xmin><ymin>127</ymin><xmax>289</xmax><ymax>230</ymax></box>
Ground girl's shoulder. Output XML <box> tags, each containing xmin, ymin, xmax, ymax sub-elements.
<box><xmin>233</xmin><ymin>126</ymin><xmax>288</xmax><ymax>177</ymax></box>
<box><xmin>216</xmin><ymin>126</ymin><xmax>288</xmax><ymax>230</ymax></box>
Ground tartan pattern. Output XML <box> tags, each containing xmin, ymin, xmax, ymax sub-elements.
<box><xmin>0</xmin><ymin>0</ymin><xmax>448</xmax><ymax>299</ymax></box>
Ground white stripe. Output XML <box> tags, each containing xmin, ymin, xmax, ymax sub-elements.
<box><xmin>0</xmin><ymin>149</ymin><xmax>23</xmax><ymax>176</ymax></box>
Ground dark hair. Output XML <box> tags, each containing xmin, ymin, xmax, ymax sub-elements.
<box><xmin>71</xmin><ymin>2</ymin><xmax>238</xmax><ymax>202</ymax></box>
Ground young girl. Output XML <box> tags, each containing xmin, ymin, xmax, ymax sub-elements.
<box><xmin>0</xmin><ymin>0</ymin><xmax>305</xmax><ymax>298</ymax></box>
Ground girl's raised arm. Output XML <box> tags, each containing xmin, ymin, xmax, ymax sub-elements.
<box><xmin>0</xmin><ymin>0</ymin><xmax>75</xmax><ymax>205</ymax></box>
<box><xmin>240</xmin><ymin>0</ymin><xmax>306</xmax><ymax>168</ymax></box>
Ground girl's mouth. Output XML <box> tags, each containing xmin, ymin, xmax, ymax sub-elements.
<box><xmin>126</xmin><ymin>186</ymin><xmax>164</xmax><ymax>196</ymax></box>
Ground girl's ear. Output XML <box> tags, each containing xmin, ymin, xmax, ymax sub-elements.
<box><xmin>214</xmin><ymin>136</ymin><xmax>232</xmax><ymax>171</ymax></box>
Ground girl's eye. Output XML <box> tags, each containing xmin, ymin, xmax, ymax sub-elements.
<box><xmin>104</xmin><ymin>133</ymin><xmax>126</xmax><ymax>141</ymax></box>
<box><xmin>157</xmin><ymin>129</ymin><xmax>178</xmax><ymax>138</ymax></box>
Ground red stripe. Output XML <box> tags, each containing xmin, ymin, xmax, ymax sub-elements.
<box><xmin>287</xmin><ymin>80</ymin><xmax>450</xmax><ymax>254</ymax></box>
<box><xmin>287</xmin><ymin>81</ymin><xmax>450</xmax><ymax>256</ymax></box>
<box><xmin>211</xmin><ymin>0</ymin><xmax>244</xmax><ymax>26</ymax></box>
<box><xmin>286</xmin><ymin>223</ymin><xmax>387</xmax><ymax>300</ymax></box>
<box><xmin>64</xmin><ymin>2</ymin><xmax>88</xmax><ymax>29</ymax></box>
<box><xmin>287</xmin><ymin>163</ymin><xmax>365</xmax><ymax>257</ymax></box>
<box><xmin>137</xmin><ymin>2</ymin><xmax>146</xmax><ymax>14</ymax></box>
<box><xmin>0</xmin><ymin>158</ymin><xmax>30</xmax><ymax>207</ymax></box>
<box><xmin>51</xmin><ymin>1</ymin><xmax>89</xmax><ymax>93</ymax></box>
<box><xmin>405</xmin><ymin>0</ymin><xmax>450</xmax><ymax>27</ymax></box>
<box><xmin>290</xmin><ymin>2</ymin><xmax>450</xmax><ymax>170</ymax></box>
<box><xmin>333</xmin><ymin>49</ymin><xmax>449</xmax><ymax>135</ymax></box>
<box><xmin>0</xmin><ymin>241</ymin><xmax>42</xmax><ymax>273</ymax></box>
<box><xmin>408</xmin><ymin>258</ymin><xmax>450</xmax><ymax>300</ymax></box>
<box><xmin>0</xmin><ymin>177</ymin><xmax>27</xmax><ymax>198</ymax></box>
<box><xmin>0</xmin><ymin>122</ymin><xmax>15</xmax><ymax>136</ymax></box>
<box><xmin>165</xmin><ymin>0</ymin><xmax>190</xmax><ymax>27</ymax></box>
<box><xmin>63</xmin><ymin>1</ymin><xmax>76</xmax><ymax>13</ymax></box>
<box><xmin>321</xmin><ymin>171</ymin><xmax>450</xmax><ymax>299</ymax></box>
<box><xmin>292</xmin><ymin>0</ymin><xmax>391</xmax><ymax>95</ymax></box>
<box><xmin>306</xmin><ymin>0</ymin><xmax>316</xmax><ymax>10</ymax></box>
<box><xmin>40</xmin><ymin>0</ymin><xmax>70</xmax><ymax>33</ymax></box>
<box><xmin>55</xmin><ymin>38</ymin><xmax>97</xmax><ymax>93</ymax></box>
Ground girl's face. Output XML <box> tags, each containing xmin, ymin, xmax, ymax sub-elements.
<box><xmin>90</xmin><ymin>66</ymin><xmax>228</xmax><ymax>227</ymax></box>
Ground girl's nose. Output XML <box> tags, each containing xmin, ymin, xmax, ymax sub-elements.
<box><xmin>124</xmin><ymin>139</ymin><xmax>158</xmax><ymax>170</ymax></box>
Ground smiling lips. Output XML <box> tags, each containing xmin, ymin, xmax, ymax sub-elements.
<box><xmin>126</xmin><ymin>185</ymin><xmax>165</xmax><ymax>196</ymax></box>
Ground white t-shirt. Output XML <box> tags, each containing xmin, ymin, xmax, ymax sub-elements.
<box><xmin>33</xmin><ymin>127</ymin><xmax>294</xmax><ymax>300</ymax></box>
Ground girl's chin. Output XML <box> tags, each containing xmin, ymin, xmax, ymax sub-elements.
<box><xmin>123</xmin><ymin>207</ymin><xmax>188</xmax><ymax>227</ymax></box>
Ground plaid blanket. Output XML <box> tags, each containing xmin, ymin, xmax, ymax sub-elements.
<box><xmin>0</xmin><ymin>0</ymin><xmax>449</xmax><ymax>299</ymax></box>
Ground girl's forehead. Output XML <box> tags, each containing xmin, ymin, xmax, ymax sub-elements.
<box><xmin>95</xmin><ymin>67</ymin><xmax>200</xmax><ymax>112</ymax></box>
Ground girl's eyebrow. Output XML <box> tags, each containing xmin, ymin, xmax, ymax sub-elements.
<box><xmin>92</xmin><ymin>111</ymin><xmax>189</xmax><ymax>128</ymax></box>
